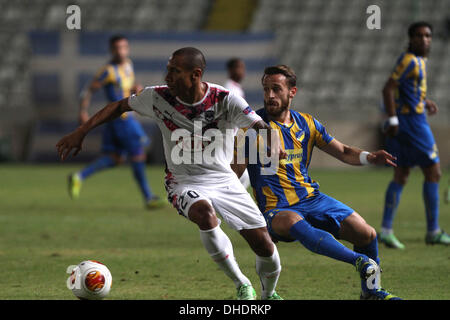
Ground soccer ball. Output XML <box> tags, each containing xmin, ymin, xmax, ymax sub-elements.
<box><xmin>67</xmin><ymin>260</ymin><xmax>112</xmax><ymax>300</ymax></box>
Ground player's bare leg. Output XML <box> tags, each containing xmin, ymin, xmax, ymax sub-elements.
<box><xmin>339</xmin><ymin>212</ymin><xmax>376</xmax><ymax>247</ymax></box>
<box><xmin>188</xmin><ymin>200</ymin><xmax>255</xmax><ymax>299</ymax></box>
<box><xmin>393</xmin><ymin>165</ymin><xmax>411</xmax><ymax>185</ymax></box>
<box><xmin>421</xmin><ymin>162</ymin><xmax>449</xmax><ymax>245</ymax></box>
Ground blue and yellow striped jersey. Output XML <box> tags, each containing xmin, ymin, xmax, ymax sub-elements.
<box><xmin>247</xmin><ymin>108</ymin><xmax>334</xmax><ymax>213</ymax></box>
<box><xmin>94</xmin><ymin>59</ymin><xmax>135</xmax><ymax>103</ymax></box>
<box><xmin>390</xmin><ymin>52</ymin><xmax>427</xmax><ymax>115</ymax></box>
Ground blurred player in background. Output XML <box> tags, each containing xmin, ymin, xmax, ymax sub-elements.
<box><xmin>380</xmin><ymin>22</ymin><xmax>449</xmax><ymax>248</ymax></box>
<box><xmin>224</xmin><ymin>57</ymin><xmax>251</xmax><ymax>189</ymax></box>
<box><xmin>224</xmin><ymin>57</ymin><xmax>246</xmax><ymax>99</ymax></box>
<box><xmin>56</xmin><ymin>47</ymin><xmax>283</xmax><ymax>300</ymax></box>
<box><xmin>68</xmin><ymin>35</ymin><xmax>165</xmax><ymax>209</ymax></box>
<box><xmin>233</xmin><ymin>65</ymin><xmax>401</xmax><ymax>300</ymax></box>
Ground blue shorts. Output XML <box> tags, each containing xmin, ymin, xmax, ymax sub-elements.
<box><xmin>386</xmin><ymin>116</ymin><xmax>439</xmax><ymax>168</ymax></box>
<box><xmin>101</xmin><ymin>115</ymin><xmax>149</xmax><ymax>157</ymax></box>
<box><xmin>263</xmin><ymin>193</ymin><xmax>354</xmax><ymax>242</ymax></box>
<box><xmin>386</xmin><ymin>135</ymin><xmax>439</xmax><ymax>168</ymax></box>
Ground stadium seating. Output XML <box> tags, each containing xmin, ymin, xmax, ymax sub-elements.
<box><xmin>250</xmin><ymin>0</ymin><xmax>450</xmax><ymax>122</ymax></box>
<box><xmin>0</xmin><ymin>0</ymin><xmax>448</xmax><ymax>162</ymax></box>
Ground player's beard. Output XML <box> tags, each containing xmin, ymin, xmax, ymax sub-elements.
<box><xmin>264</xmin><ymin>94</ymin><xmax>290</xmax><ymax>119</ymax></box>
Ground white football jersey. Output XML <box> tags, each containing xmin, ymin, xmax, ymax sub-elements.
<box><xmin>128</xmin><ymin>82</ymin><xmax>261</xmax><ymax>183</ymax></box>
<box><xmin>224</xmin><ymin>79</ymin><xmax>245</xmax><ymax>99</ymax></box>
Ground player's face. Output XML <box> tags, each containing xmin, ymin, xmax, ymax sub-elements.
<box><xmin>110</xmin><ymin>39</ymin><xmax>129</xmax><ymax>62</ymax></box>
<box><xmin>231</xmin><ymin>61</ymin><xmax>246</xmax><ymax>83</ymax></box>
<box><xmin>262</xmin><ymin>74</ymin><xmax>297</xmax><ymax>118</ymax></box>
<box><xmin>410</xmin><ymin>26</ymin><xmax>432</xmax><ymax>56</ymax></box>
<box><xmin>165</xmin><ymin>55</ymin><xmax>197</xmax><ymax>96</ymax></box>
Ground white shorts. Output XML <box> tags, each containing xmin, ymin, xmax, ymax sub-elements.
<box><xmin>165</xmin><ymin>173</ymin><xmax>266</xmax><ymax>231</ymax></box>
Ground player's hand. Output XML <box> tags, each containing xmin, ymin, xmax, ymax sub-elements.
<box><xmin>425</xmin><ymin>99</ymin><xmax>438</xmax><ymax>116</ymax></box>
<box><xmin>56</xmin><ymin>129</ymin><xmax>86</xmax><ymax>161</ymax></box>
<box><xmin>367</xmin><ymin>150</ymin><xmax>397</xmax><ymax>167</ymax></box>
<box><xmin>385</xmin><ymin>125</ymin><xmax>399</xmax><ymax>137</ymax></box>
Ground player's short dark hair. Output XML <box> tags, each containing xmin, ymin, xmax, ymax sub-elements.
<box><xmin>262</xmin><ymin>65</ymin><xmax>297</xmax><ymax>88</ymax></box>
<box><xmin>109</xmin><ymin>34</ymin><xmax>128</xmax><ymax>48</ymax></box>
<box><xmin>226</xmin><ymin>58</ymin><xmax>243</xmax><ymax>70</ymax></box>
<box><xmin>172</xmin><ymin>47</ymin><xmax>206</xmax><ymax>71</ymax></box>
<box><xmin>408</xmin><ymin>21</ymin><xmax>433</xmax><ymax>37</ymax></box>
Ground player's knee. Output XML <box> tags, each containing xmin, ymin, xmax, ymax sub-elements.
<box><xmin>110</xmin><ymin>154</ymin><xmax>125</xmax><ymax>165</ymax></box>
<box><xmin>394</xmin><ymin>167</ymin><xmax>410</xmax><ymax>185</ymax></box>
<box><xmin>131</xmin><ymin>153</ymin><xmax>146</xmax><ymax>162</ymax></box>
<box><xmin>394</xmin><ymin>174</ymin><xmax>409</xmax><ymax>185</ymax></box>
<box><xmin>255</xmin><ymin>236</ymin><xmax>275</xmax><ymax>257</ymax></box>
<box><xmin>360</xmin><ymin>225</ymin><xmax>377</xmax><ymax>246</ymax></box>
<box><xmin>188</xmin><ymin>201</ymin><xmax>218</xmax><ymax>230</ymax></box>
<box><xmin>425</xmin><ymin>166</ymin><xmax>441</xmax><ymax>183</ymax></box>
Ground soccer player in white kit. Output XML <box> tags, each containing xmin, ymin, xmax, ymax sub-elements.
<box><xmin>56</xmin><ymin>47</ymin><xmax>283</xmax><ymax>300</ymax></box>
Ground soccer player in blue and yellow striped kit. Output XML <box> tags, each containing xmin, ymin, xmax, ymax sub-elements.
<box><xmin>232</xmin><ymin>65</ymin><xmax>401</xmax><ymax>299</ymax></box>
<box><xmin>68</xmin><ymin>35</ymin><xmax>165</xmax><ymax>209</ymax></box>
<box><xmin>380</xmin><ymin>22</ymin><xmax>449</xmax><ymax>248</ymax></box>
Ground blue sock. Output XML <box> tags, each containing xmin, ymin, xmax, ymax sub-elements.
<box><xmin>354</xmin><ymin>236</ymin><xmax>380</xmax><ymax>265</ymax></box>
<box><xmin>423</xmin><ymin>181</ymin><xmax>440</xmax><ymax>232</ymax></box>
<box><xmin>382</xmin><ymin>181</ymin><xmax>404</xmax><ymax>230</ymax></box>
<box><xmin>79</xmin><ymin>155</ymin><xmax>116</xmax><ymax>180</ymax></box>
<box><xmin>289</xmin><ymin>220</ymin><xmax>364</xmax><ymax>266</ymax></box>
<box><xmin>131</xmin><ymin>161</ymin><xmax>153</xmax><ymax>201</ymax></box>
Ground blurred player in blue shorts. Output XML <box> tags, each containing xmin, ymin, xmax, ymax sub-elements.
<box><xmin>68</xmin><ymin>35</ymin><xmax>165</xmax><ymax>209</ymax></box>
<box><xmin>380</xmin><ymin>22</ymin><xmax>449</xmax><ymax>248</ymax></box>
<box><xmin>232</xmin><ymin>65</ymin><xmax>401</xmax><ymax>300</ymax></box>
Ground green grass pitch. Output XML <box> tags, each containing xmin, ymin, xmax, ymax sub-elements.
<box><xmin>0</xmin><ymin>164</ymin><xmax>448</xmax><ymax>299</ymax></box>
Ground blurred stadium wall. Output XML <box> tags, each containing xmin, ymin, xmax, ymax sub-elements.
<box><xmin>0</xmin><ymin>0</ymin><xmax>448</xmax><ymax>167</ymax></box>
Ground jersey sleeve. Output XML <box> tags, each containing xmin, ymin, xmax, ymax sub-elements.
<box><xmin>313</xmin><ymin>118</ymin><xmax>334</xmax><ymax>148</ymax></box>
<box><xmin>93</xmin><ymin>66</ymin><xmax>113</xmax><ymax>85</ymax></box>
<box><xmin>390</xmin><ymin>53</ymin><xmax>417</xmax><ymax>85</ymax></box>
<box><xmin>127</xmin><ymin>86</ymin><xmax>156</xmax><ymax>119</ymax></box>
<box><xmin>226</xmin><ymin>92</ymin><xmax>262</xmax><ymax>128</ymax></box>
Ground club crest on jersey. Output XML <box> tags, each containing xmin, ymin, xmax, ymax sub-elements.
<box><xmin>243</xmin><ymin>106</ymin><xmax>254</xmax><ymax>115</ymax></box>
<box><xmin>295</xmin><ymin>130</ymin><xmax>305</xmax><ymax>142</ymax></box>
<box><xmin>204</xmin><ymin>110</ymin><xmax>215</xmax><ymax>123</ymax></box>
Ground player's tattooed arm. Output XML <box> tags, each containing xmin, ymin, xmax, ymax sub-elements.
<box><xmin>56</xmin><ymin>98</ymin><xmax>132</xmax><ymax>160</ymax></box>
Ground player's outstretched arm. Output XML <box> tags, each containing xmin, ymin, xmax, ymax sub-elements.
<box><xmin>56</xmin><ymin>98</ymin><xmax>132</xmax><ymax>161</ymax></box>
<box><xmin>320</xmin><ymin>139</ymin><xmax>397</xmax><ymax>167</ymax></box>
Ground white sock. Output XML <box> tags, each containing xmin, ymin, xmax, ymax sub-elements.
<box><xmin>255</xmin><ymin>244</ymin><xmax>281</xmax><ymax>299</ymax></box>
<box><xmin>380</xmin><ymin>227</ymin><xmax>393</xmax><ymax>235</ymax></box>
<box><xmin>199</xmin><ymin>222</ymin><xmax>251</xmax><ymax>288</ymax></box>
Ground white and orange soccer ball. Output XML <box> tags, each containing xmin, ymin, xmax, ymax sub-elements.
<box><xmin>67</xmin><ymin>260</ymin><xmax>112</xmax><ymax>300</ymax></box>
